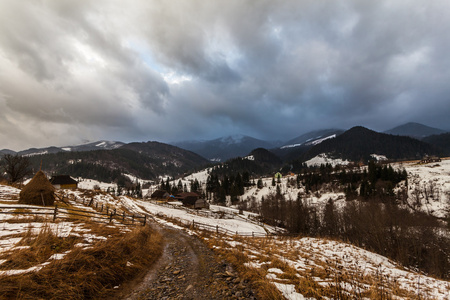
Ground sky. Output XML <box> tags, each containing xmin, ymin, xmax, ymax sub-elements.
<box><xmin>1</xmin><ymin>0</ymin><xmax>450</xmax><ymax>151</ymax></box>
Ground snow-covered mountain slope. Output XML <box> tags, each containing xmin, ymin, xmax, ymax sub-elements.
<box><xmin>3</xmin><ymin>140</ymin><xmax>125</xmax><ymax>157</ymax></box>
<box><xmin>280</xmin><ymin>129</ymin><xmax>343</xmax><ymax>149</ymax></box>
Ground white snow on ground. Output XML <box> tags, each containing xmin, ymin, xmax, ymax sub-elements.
<box><xmin>131</xmin><ymin>199</ymin><xmax>270</xmax><ymax>235</ymax></box>
<box><xmin>273</xmin><ymin>282</ymin><xmax>306</xmax><ymax>300</ymax></box>
<box><xmin>397</xmin><ymin>158</ymin><xmax>450</xmax><ymax>218</ymax></box>
<box><xmin>123</xmin><ymin>174</ymin><xmax>154</xmax><ymax>187</ymax></box>
<box><xmin>305</xmin><ymin>153</ymin><xmax>350</xmax><ymax>167</ymax></box>
<box><xmin>76</xmin><ymin>178</ymin><xmax>117</xmax><ymax>191</ymax></box>
<box><xmin>0</xmin><ymin>184</ymin><xmax>133</xmax><ymax>276</ymax></box>
<box><xmin>220</xmin><ymin>235</ymin><xmax>450</xmax><ymax>299</ymax></box>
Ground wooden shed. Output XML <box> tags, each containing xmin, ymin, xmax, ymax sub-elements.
<box><xmin>50</xmin><ymin>175</ymin><xmax>78</xmax><ymax>189</ymax></box>
<box><xmin>175</xmin><ymin>192</ymin><xmax>200</xmax><ymax>208</ymax></box>
<box><xmin>150</xmin><ymin>190</ymin><xmax>170</xmax><ymax>200</ymax></box>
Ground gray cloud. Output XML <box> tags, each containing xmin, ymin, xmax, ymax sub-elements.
<box><xmin>0</xmin><ymin>0</ymin><xmax>449</xmax><ymax>150</ymax></box>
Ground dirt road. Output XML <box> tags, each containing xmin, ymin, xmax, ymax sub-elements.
<box><xmin>115</xmin><ymin>224</ymin><xmax>257</xmax><ymax>300</ymax></box>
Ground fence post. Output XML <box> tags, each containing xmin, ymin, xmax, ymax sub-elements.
<box><xmin>109</xmin><ymin>212</ymin><xmax>113</xmax><ymax>223</ymax></box>
<box><xmin>122</xmin><ymin>211</ymin><xmax>125</xmax><ymax>222</ymax></box>
<box><xmin>216</xmin><ymin>225</ymin><xmax>219</xmax><ymax>234</ymax></box>
<box><xmin>192</xmin><ymin>220</ymin><xmax>195</xmax><ymax>229</ymax></box>
<box><xmin>96</xmin><ymin>202</ymin><xmax>98</xmax><ymax>209</ymax></box>
<box><xmin>53</xmin><ymin>205</ymin><xmax>58</xmax><ymax>222</ymax></box>
<box><xmin>132</xmin><ymin>214</ymin><xmax>135</xmax><ymax>224</ymax></box>
<box><xmin>101</xmin><ymin>204</ymin><xmax>103</xmax><ymax>212</ymax></box>
<box><xmin>106</xmin><ymin>206</ymin><xmax>109</xmax><ymax>214</ymax></box>
<box><xmin>252</xmin><ymin>232</ymin><xmax>254</xmax><ymax>237</ymax></box>
<box><xmin>143</xmin><ymin>215</ymin><xmax>147</xmax><ymax>226</ymax></box>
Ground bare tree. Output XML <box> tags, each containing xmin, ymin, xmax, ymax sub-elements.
<box><xmin>0</xmin><ymin>154</ymin><xmax>32</xmax><ymax>183</ymax></box>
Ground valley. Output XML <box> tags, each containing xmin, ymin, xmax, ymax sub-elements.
<box><xmin>0</xmin><ymin>155</ymin><xmax>449</xmax><ymax>299</ymax></box>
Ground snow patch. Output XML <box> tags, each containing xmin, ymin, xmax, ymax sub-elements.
<box><xmin>305</xmin><ymin>134</ymin><xmax>336</xmax><ymax>146</ymax></box>
<box><xmin>305</xmin><ymin>153</ymin><xmax>350</xmax><ymax>167</ymax></box>
<box><xmin>371</xmin><ymin>154</ymin><xmax>388</xmax><ymax>161</ymax></box>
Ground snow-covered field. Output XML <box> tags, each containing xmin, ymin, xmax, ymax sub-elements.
<box><xmin>402</xmin><ymin>159</ymin><xmax>450</xmax><ymax>218</ymax></box>
<box><xmin>0</xmin><ymin>185</ymin><xmax>131</xmax><ymax>277</ymax></box>
<box><xmin>121</xmin><ymin>197</ymin><xmax>276</xmax><ymax>235</ymax></box>
<box><xmin>210</xmin><ymin>235</ymin><xmax>450</xmax><ymax>300</ymax></box>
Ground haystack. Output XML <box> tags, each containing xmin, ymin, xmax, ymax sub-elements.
<box><xmin>19</xmin><ymin>170</ymin><xmax>55</xmax><ymax>206</ymax></box>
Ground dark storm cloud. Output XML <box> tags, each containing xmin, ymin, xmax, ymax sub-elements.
<box><xmin>0</xmin><ymin>0</ymin><xmax>449</xmax><ymax>150</ymax></box>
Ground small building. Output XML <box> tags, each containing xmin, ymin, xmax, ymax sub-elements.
<box><xmin>150</xmin><ymin>190</ymin><xmax>170</xmax><ymax>200</ymax></box>
<box><xmin>421</xmin><ymin>156</ymin><xmax>441</xmax><ymax>164</ymax></box>
<box><xmin>175</xmin><ymin>192</ymin><xmax>205</xmax><ymax>208</ymax></box>
<box><xmin>50</xmin><ymin>175</ymin><xmax>78</xmax><ymax>189</ymax></box>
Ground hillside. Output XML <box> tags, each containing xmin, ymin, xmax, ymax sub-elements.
<box><xmin>0</xmin><ymin>140</ymin><xmax>125</xmax><ymax>157</ymax></box>
<box><xmin>208</xmin><ymin>148</ymin><xmax>282</xmax><ymax>179</ymax></box>
<box><xmin>272</xmin><ymin>129</ymin><xmax>344</xmax><ymax>162</ymax></box>
<box><xmin>27</xmin><ymin>142</ymin><xmax>209</xmax><ymax>183</ymax></box>
<box><xmin>298</xmin><ymin>126</ymin><xmax>440</xmax><ymax>164</ymax></box>
<box><xmin>422</xmin><ymin>132</ymin><xmax>450</xmax><ymax>156</ymax></box>
<box><xmin>384</xmin><ymin>122</ymin><xmax>446</xmax><ymax>139</ymax></box>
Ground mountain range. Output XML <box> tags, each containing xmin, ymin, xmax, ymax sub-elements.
<box><xmin>1</xmin><ymin>122</ymin><xmax>448</xmax><ymax>183</ymax></box>
<box><xmin>0</xmin><ymin>140</ymin><xmax>124</xmax><ymax>157</ymax></box>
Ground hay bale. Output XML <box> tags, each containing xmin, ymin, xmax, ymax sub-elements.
<box><xmin>19</xmin><ymin>170</ymin><xmax>55</xmax><ymax>206</ymax></box>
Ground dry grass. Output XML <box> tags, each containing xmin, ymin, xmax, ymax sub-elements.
<box><xmin>0</xmin><ymin>224</ymin><xmax>163</xmax><ymax>299</ymax></box>
<box><xmin>201</xmin><ymin>233</ymin><xmax>284</xmax><ymax>300</ymax></box>
<box><xmin>0</xmin><ymin>224</ymin><xmax>79</xmax><ymax>270</ymax></box>
<box><xmin>196</xmin><ymin>232</ymin><xmax>433</xmax><ymax>299</ymax></box>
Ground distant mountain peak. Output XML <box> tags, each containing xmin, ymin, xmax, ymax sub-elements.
<box><xmin>219</xmin><ymin>134</ymin><xmax>247</xmax><ymax>144</ymax></box>
<box><xmin>384</xmin><ymin>122</ymin><xmax>446</xmax><ymax>139</ymax></box>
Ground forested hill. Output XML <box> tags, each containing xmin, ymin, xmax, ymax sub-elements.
<box><xmin>422</xmin><ymin>133</ymin><xmax>450</xmax><ymax>156</ymax></box>
<box><xmin>299</xmin><ymin>126</ymin><xmax>441</xmax><ymax>163</ymax></box>
<box><xmin>27</xmin><ymin>142</ymin><xmax>210</xmax><ymax>183</ymax></box>
<box><xmin>208</xmin><ymin>148</ymin><xmax>283</xmax><ymax>179</ymax></box>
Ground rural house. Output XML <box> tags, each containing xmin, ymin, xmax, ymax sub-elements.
<box><xmin>50</xmin><ymin>175</ymin><xmax>78</xmax><ymax>189</ymax></box>
<box><xmin>149</xmin><ymin>190</ymin><xmax>170</xmax><ymax>200</ymax></box>
<box><xmin>175</xmin><ymin>192</ymin><xmax>209</xmax><ymax>209</ymax></box>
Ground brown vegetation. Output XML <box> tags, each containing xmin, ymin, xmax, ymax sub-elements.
<box><xmin>0</xmin><ymin>223</ymin><xmax>162</xmax><ymax>299</ymax></box>
<box><xmin>19</xmin><ymin>170</ymin><xmax>55</xmax><ymax>206</ymax></box>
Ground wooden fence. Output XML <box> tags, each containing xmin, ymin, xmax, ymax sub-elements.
<box><xmin>0</xmin><ymin>205</ymin><xmax>147</xmax><ymax>226</ymax></box>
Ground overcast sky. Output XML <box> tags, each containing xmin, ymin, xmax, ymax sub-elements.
<box><xmin>1</xmin><ymin>0</ymin><xmax>449</xmax><ymax>150</ymax></box>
